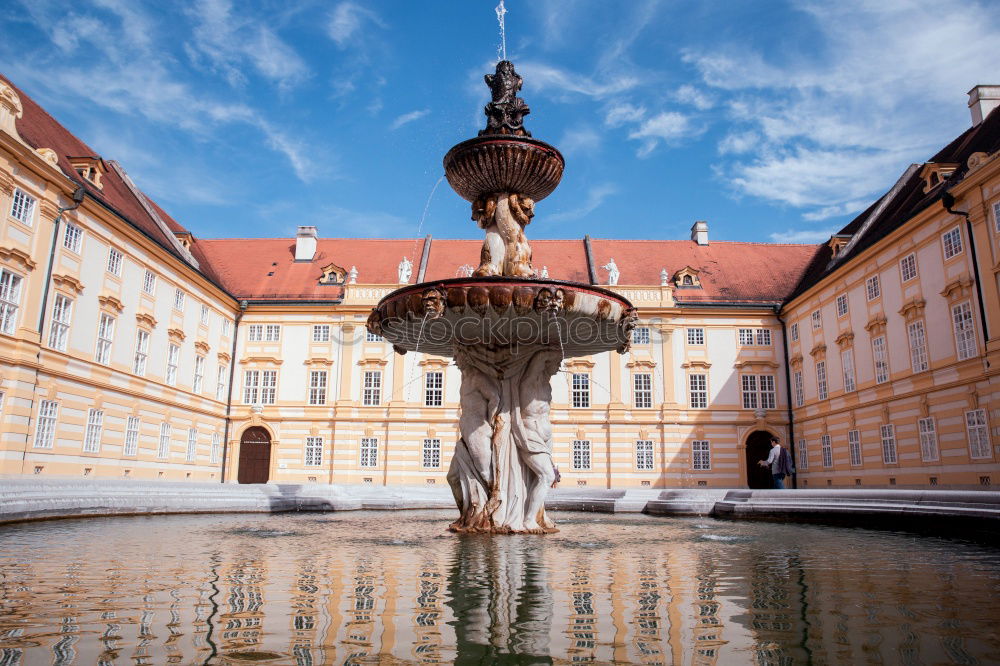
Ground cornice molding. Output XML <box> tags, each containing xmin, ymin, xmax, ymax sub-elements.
<box><xmin>52</xmin><ymin>273</ymin><xmax>85</xmax><ymax>295</ymax></box>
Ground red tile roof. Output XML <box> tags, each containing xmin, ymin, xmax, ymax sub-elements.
<box><xmin>421</xmin><ymin>238</ymin><xmax>591</xmax><ymax>283</ymax></box>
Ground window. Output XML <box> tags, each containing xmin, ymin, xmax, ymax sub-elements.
<box><xmin>815</xmin><ymin>361</ymin><xmax>828</xmax><ymax>400</ymax></box>
<box><xmin>797</xmin><ymin>438</ymin><xmax>808</xmax><ymax>470</ymax></box>
<box><xmin>841</xmin><ymin>349</ymin><xmax>856</xmax><ymax>393</ymax></box>
<box><xmin>793</xmin><ymin>370</ymin><xmax>804</xmax><ymax>407</ymax></box>
<box><xmin>173</xmin><ymin>288</ymin><xmax>185</xmax><ymax>311</ymax></box>
<box><xmin>635</xmin><ymin>440</ymin><xmax>654</xmax><ymax>471</ymax></box>
<box><xmin>571</xmin><ymin>373</ymin><xmax>590</xmax><ymax>408</ymax></box>
<box><xmin>366</xmin><ymin>331</ymin><xmax>382</xmax><ymax>343</ymax></box>
<box><xmin>790</xmin><ymin>322</ymin><xmax>799</xmax><ymax>341</ymax></box>
<box><xmin>312</xmin><ymin>325</ymin><xmax>330</xmax><ymax>342</ymax></box>
<box><xmin>738</xmin><ymin>328</ymin><xmax>771</xmax><ymax>346</ymax></box>
<box><xmin>305</xmin><ymin>437</ymin><xmax>323</xmax><ymax>466</ymax></box>
<box><xmin>158</xmin><ymin>423</ymin><xmax>171</xmax><ymax>459</ymax></box>
<box><xmin>132</xmin><ymin>328</ymin><xmax>149</xmax><ymax>377</ymax></box>
<box><xmin>687</xmin><ymin>327</ymin><xmax>704</xmax><ymax>345</ymax></box>
<box><xmin>952</xmin><ymin>302</ymin><xmax>977</xmax><ymax>360</ymax></box>
<box><xmin>363</xmin><ymin>371</ymin><xmax>382</xmax><ymax>406</ymax></box>
<box><xmin>124</xmin><ymin>417</ymin><xmax>140</xmax><ymax>456</ymax></box>
<box><xmin>222</xmin><ymin>318</ymin><xmax>231</xmax><ymax>337</ymax></box>
<box><xmin>49</xmin><ymin>294</ymin><xmax>72</xmax><ymax>351</ymax></box>
<box><xmin>193</xmin><ymin>355</ymin><xmax>205</xmax><ymax>393</ymax></box>
<box><xmin>216</xmin><ymin>364</ymin><xmax>227</xmax><ymax>400</ymax></box>
<box><xmin>757</xmin><ymin>329</ymin><xmax>772</xmax><ymax>345</ymax></box>
<box><xmin>34</xmin><ymin>400</ymin><xmax>58</xmax><ymax>448</ymax></box>
<box><xmin>260</xmin><ymin>370</ymin><xmax>277</xmax><ymax>404</ymax></box>
<box><xmin>692</xmin><ymin>440</ymin><xmax>711</xmax><ymax>470</ymax></box>
<box><xmin>106</xmin><ymin>247</ymin><xmax>123</xmax><ymax>276</ymax></box>
<box><xmin>572</xmin><ymin>440</ymin><xmax>591</xmax><ymax>470</ymax></box>
<box><xmin>211</xmin><ymin>432</ymin><xmax>221</xmax><ymax>464</ymax></box>
<box><xmin>422</xmin><ymin>438</ymin><xmax>441</xmax><ymax>468</ymax></box>
<box><xmin>811</xmin><ymin>310</ymin><xmax>821</xmax><ymax>329</ymax></box>
<box><xmin>907</xmin><ymin>321</ymin><xmax>929</xmax><ymax>372</ymax></box>
<box><xmin>900</xmin><ymin>253</ymin><xmax>917</xmax><ymax>282</ymax></box>
<box><xmin>248</xmin><ymin>324</ymin><xmax>263</xmax><ymax>342</ymax></box>
<box><xmin>84</xmin><ymin>408</ymin><xmax>103</xmax><ymax>453</ymax></box>
<box><xmin>0</xmin><ymin>268</ymin><xmax>23</xmax><ymax>335</ymax></box>
<box><xmin>741</xmin><ymin>375</ymin><xmax>775</xmax><ymax>409</ymax></box>
<box><xmin>865</xmin><ymin>275</ymin><xmax>880</xmax><ymax>301</ymax></box>
<box><xmin>95</xmin><ymin>314</ymin><xmax>115</xmax><ymax>365</ymax></box>
<box><xmin>360</xmin><ymin>437</ymin><xmax>378</xmax><ymax>467</ymax></box>
<box><xmin>848</xmin><ymin>429</ymin><xmax>862</xmax><ymax>466</ymax></box>
<box><xmin>966</xmin><ymin>409</ymin><xmax>991</xmax><ymax>459</ymax></box>
<box><xmin>872</xmin><ymin>336</ymin><xmax>889</xmax><ymax>384</ymax></box>
<box><xmin>836</xmin><ymin>295</ymin><xmax>849</xmax><ymax>318</ymax></box>
<box><xmin>142</xmin><ymin>269</ymin><xmax>156</xmax><ymax>295</ymax></box>
<box><xmin>738</xmin><ymin>328</ymin><xmax>754</xmax><ymax>345</ymax></box>
<box><xmin>942</xmin><ymin>227</ymin><xmax>963</xmax><ymax>259</ymax></box>
<box><xmin>994</xmin><ymin>201</ymin><xmax>1000</xmax><ymax>232</ymax></box>
<box><xmin>309</xmin><ymin>370</ymin><xmax>327</xmax><ymax>405</ymax></box>
<box><xmin>200</xmin><ymin>304</ymin><xmax>209</xmax><ymax>326</ymax></box>
<box><xmin>689</xmin><ymin>374</ymin><xmax>707</xmax><ymax>408</ymax></box>
<box><xmin>244</xmin><ymin>370</ymin><xmax>259</xmax><ymax>404</ymax></box>
<box><xmin>265</xmin><ymin>324</ymin><xmax>280</xmax><ymax>341</ymax></box>
<box><xmin>918</xmin><ymin>417</ymin><xmax>939</xmax><ymax>462</ymax></box>
<box><xmin>821</xmin><ymin>434</ymin><xmax>833</xmax><ymax>468</ymax></box>
<box><xmin>166</xmin><ymin>344</ymin><xmax>179</xmax><ymax>385</ymax></box>
<box><xmin>632</xmin><ymin>326</ymin><xmax>650</xmax><ymax>345</ymax></box>
<box><xmin>63</xmin><ymin>223</ymin><xmax>83</xmax><ymax>252</ymax></box>
<box><xmin>10</xmin><ymin>188</ymin><xmax>36</xmax><ymax>225</ymax></box>
<box><xmin>247</xmin><ymin>324</ymin><xmax>279</xmax><ymax>342</ymax></box>
<box><xmin>424</xmin><ymin>371</ymin><xmax>443</xmax><ymax>407</ymax></box>
<box><xmin>186</xmin><ymin>428</ymin><xmax>197</xmax><ymax>462</ymax></box>
<box><xmin>633</xmin><ymin>373</ymin><xmax>652</xmax><ymax>409</ymax></box>
<box><xmin>880</xmin><ymin>424</ymin><xmax>897</xmax><ymax>464</ymax></box>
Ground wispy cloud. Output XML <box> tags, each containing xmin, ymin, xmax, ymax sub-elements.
<box><xmin>558</xmin><ymin>124</ymin><xmax>602</xmax><ymax>156</ymax></box>
<box><xmin>628</xmin><ymin>112</ymin><xmax>701</xmax><ymax>157</ymax></box>
<box><xmin>389</xmin><ymin>109</ymin><xmax>429</xmax><ymax>131</ymax></box>
<box><xmin>328</xmin><ymin>2</ymin><xmax>386</xmax><ymax>48</ymax></box>
<box><xmin>518</xmin><ymin>61</ymin><xmax>640</xmax><ymax>99</ymax></box>
<box><xmin>675</xmin><ymin>84</ymin><xmax>713</xmax><ymax>110</ymax></box>
<box><xmin>604</xmin><ymin>102</ymin><xmax>646</xmax><ymax>128</ymax></box>
<box><xmin>769</xmin><ymin>228</ymin><xmax>837</xmax><ymax>244</ymax></box>
<box><xmin>549</xmin><ymin>183</ymin><xmax>618</xmax><ymax>222</ymax></box>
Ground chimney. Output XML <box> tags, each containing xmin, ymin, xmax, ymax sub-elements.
<box><xmin>690</xmin><ymin>220</ymin><xmax>708</xmax><ymax>246</ymax></box>
<box><xmin>295</xmin><ymin>225</ymin><xmax>317</xmax><ymax>261</ymax></box>
<box><xmin>968</xmin><ymin>85</ymin><xmax>1000</xmax><ymax>126</ymax></box>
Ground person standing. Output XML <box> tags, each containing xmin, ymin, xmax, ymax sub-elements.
<box><xmin>758</xmin><ymin>436</ymin><xmax>791</xmax><ymax>489</ymax></box>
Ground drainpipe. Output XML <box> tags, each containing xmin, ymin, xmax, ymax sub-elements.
<box><xmin>219</xmin><ymin>300</ymin><xmax>246</xmax><ymax>482</ymax></box>
<box><xmin>941</xmin><ymin>191</ymin><xmax>989</xmax><ymax>343</ymax></box>
<box><xmin>36</xmin><ymin>186</ymin><xmax>86</xmax><ymax>337</ymax></box>
<box><xmin>777</xmin><ymin>309</ymin><xmax>798</xmax><ymax>489</ymax></box>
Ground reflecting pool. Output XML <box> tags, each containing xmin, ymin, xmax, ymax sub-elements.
<box><xmin>1</xmin><ymin>510</ymin><xmax>998</xmax><ymax>664</ymax></box>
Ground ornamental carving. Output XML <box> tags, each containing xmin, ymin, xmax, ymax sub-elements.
<box><xmin>940</xmin><ymin>276</ymin><xmax>973</xmax><ymax>303</ymax></box>
<box><xmin>681</xmin><ymin>358</ymin><xmax>711</xmax><ymax>369</ymax></box>
<box><xmin>626</xmin><ymin>357</ymin><xmax>657</xmax><ymax>369</ymax></box>
<box><xmin>835</xmin><ymin>331</ymin><xmax>855</xmax><ymax>349</ymax></box>
<box><xmin>0</xmin><ymin>246</ymin><xmax>36</xmax><ymax>272</ymax></box>
<box><xmin>97</xmin><ymin>294</ymin><xmax>125</xmax><ymax>314</ymax></box>
<box><xmin>135</xmin><ymin>312</ymin><xmax>157</xmax><ymax>329</ymax></box>
<box><xmin>240</xmin><ymin>355</ymin><xmax>282</xmax><ymax>365</ymax></box>
<box><xmin>480</xmin><ymin>60</ymin><xmax>531</xmax><ymax>137</ymax></box>
<box><xmin>167</xmin><ymin>327</ymin><xmax>186</xmax><ymax>343</ymax></box>
<box><xmin>864</xmin><ymin>314</ymin><xmax>887</xmax><ymax>335</ymax></box>
<box><xmin>194</xmin><ymin>340</ymin><xmax>211</xmax><ymax>355</ymax></box>
<box><xmin>217</xmin><ymin>351</ymin><xmax>231</xmax><ymax>364</ymax></box>
<box><xmin>35</xmin><ymin>148</ymin><xmax>59</xmax><ymax>167</ymax></box>
<box><xmin>809</xmin><ymin>343</ymin><xmax>827</xmax><ymax>358</ymax></box>
<box><xmin>52</xmin><ymin>273</ymin><xmax>85</xmax><ymax>295</ymax></box>
<box><xmin>898</xmin><ymin>298</ymin><xmax>926</xmax><ymax>323</ymax></box>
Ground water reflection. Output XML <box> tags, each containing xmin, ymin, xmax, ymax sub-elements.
<box><xmin>0</xmin><ymin>511</ymin><xmax>998</xmax><ymax>664</ymax></box>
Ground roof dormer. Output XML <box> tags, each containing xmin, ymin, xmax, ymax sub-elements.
<box><xmin>68</xmin><ymin>156</ymin><xmax>107</xmax><ymax>189</ymax></box>
<box><xmin>827</xmin><ymin>234</ymin><xmax>852</xmax><ymax>258</ymax></box>
<box><xmin>174</xmin><ymin>230</ymin><xmax>194</xmax><ymax>249</ymax></box>
<box><xmin>673</xmin><ymin>266</ymin><xmax>702</xmax><ymax>288</ymax></box>
<box><xmin>319</xmin><ymin>262</ymin><xmax>347</xmax><ymax>285</ymax></box>
<box><xmin>918</xmin><ymin>162</ymin><xmax>958</xmax><ymax>193</ymax></box>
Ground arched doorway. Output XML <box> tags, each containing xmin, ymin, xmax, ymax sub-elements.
<box><xmin>745</xmin><ymin>430</ymin><xmax>775</xmax><ymax>489</ymax></box>
<box><xmin>238</xmin><ymin>426</ymin><xmax>272</xmax><ymax>484</ymax></box>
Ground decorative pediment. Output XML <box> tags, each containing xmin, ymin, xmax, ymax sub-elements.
<box><xmin>681</xmin><ymin>358</ymin><xmax>711</xmax><ymax>369</ymax></box>
<box><xmin>940</xmin><ymin>276</ymin><xmax>973</xmax><ymax>303</ymax></box>
<box><xmin>418</xmin><ymin>356</ymin><xmax>451</xmax><ymax>369</ymax></box>
<box><xmin>789</xmin><ymin>354</ymin><xmax>803</xmax><ymax>369</ymax></box>
<box><xmin>194</xmin><ymin>340</ymin><xmax>211</xmax><ymax>355</ymax></box>
<box><xmin>240</xmin><ymin>355</ymin><xmax>282</xmax><ymax>365</ymax></box>
<box><xmin>734</xmin><ymin>359</ymin><xmax>779</xmax><ymax>370</ymax></box>
<box><xmin>319</xmin><ymin>262</ymin><xmax>347</xmax><ymax>286</ymax></box>
<box><xmin>898</xmin><ymin>298</ymin><xmax>926</xmax><ymax>322</ymax></box>
<box><xmin>864</xmin><ymin>314</ymin><xmax>887</xmax><ymax>335</ymax></box>
<box><xmin>97</xmin><ymin>293</ymin><xmax>125</xmax><ymax>314</ymax></box>
<box><xmin>627</xmin><ymin>357</ymin><xmax>657</xmax><ymax>369</ymax></box>
<box><xmin>809</xmin><ymin>343</ymin><xmax>827</xmax><ymax>359</ymax></box>
<box><xmin>52</xmin><ymin>273</ymin><xmax>85</xmax><ymax>295</ymax></box>
<box><xmin>167</xmin><ymin>327</ymin><xmax>186</xmax><ymax>343</ymax></box>
<box><xmin>918</xmin><ymin>162</ymin><xmax>958</xmax><ymax>193</ymax></box>
<box><xmin>564</xmin><ymin>358</ymin><xmax>595</xmax><ymax>371</ymax></box>
<box><xmin>835</xmin><ymin>331</ymin><xmax>855</xmax><ymax>349</ymax></box>
<box><xmin>217</xmin><ymin>351</ymin><xmax>231</xmax><ymax>363</ymax></box>
<box><xmin>304</xmin><ymin>356</ymin><xmax>334</xmax><ymax>366</ymax></box>
<box><xmin>357</xmin><ymin>357</ymin><xmax>388</xmax><ymax>368</ymax></box>
<box><xmin>135</xmin><ymin>311</ymin><xmax>157</xmax><ymax>329</ymax></box>
<box><xmin>0</xmin><ymin>246</ymin><xmax>36</xmax><ymax>272</ymax></box>
<box><xmin>673</xmin><ymin>266</ymin><xmax>701</xmax><ymax>288</ymax></box>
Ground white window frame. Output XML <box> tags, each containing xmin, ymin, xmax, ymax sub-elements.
<box><xmin>816</xmin><ymin>361</ymin><xmax>828</xmax><ymax>400</ymax></box>
<box><xmin>222</xmin><ymin>318</ymin><xmax>231</xmax><ymax>337</ymax></box>
<box><xmin>124</xmin><ymin>416</ymin><xmax>140</xmax><ymax>457</ymax></box>
<box><xmin>312</xmin><ymin>324</ymin><xmax>330</xmax><ymax>342</ymax></box>
<box><xmin>966</xmin><ymin>409</ymin><xmax>991</xmax><ymax>459</ymax></box>
<box><xmin>993</xmin><ymin>200</ymin><xmax>1000</xmax><ymax>233</ymax></box>
<box><xmin>265</xmin><ymin>324</ymin><xmax>280</xmax><ymax>342</ymax></box>
<box><xmin>200</xmin><ymin>304</ymin><xmax>209</xmax><ymax>326</ymax></box>
<box><xmin>95</xmin><ymin>313</ymin><xmax>115</xmax><ymax>365</ymax></box>
<box><xmin>756</xmin><ymin>329</ymin><xmax>771</xmax><ymax>346</ymax></box>
<box><xmin>635</xmin><ymin>440</ymin><xmax>654</xmax><ymax>471</ymax></box>
<box><xmin>424</xmin><ymin>371</ymin><xmax>443</xmax><ymax>407</ymax></box>
<box><xmin>631</xmin><ymin>326</ymin><xmax>650</xmax><ymax>345</ymax></box>
<box><xmin>247</xmin><ymin>324</ymin><xmax>263</xmax><ymax>342</ymax></box>
<box><xmin>158</xmin><ymin>423</ymin><xmax>171</xmax><ymax>459</ymax></box>
<box><xmin>366</xmin><ymin>330</ymin><xmax>382</xmax><ymax>343</ymax></box>
<box><xmin>692</xmin><ymin>440</ymin><xmax>711</xmax><ymax>471</ymax></box>
<box><xmin>216</xmin><ymin>364</ymin><xmax>227</xmax><ymax>400</ymax></box>
<box><xmin>836</xmin><ymin>294</ymin><xmax>848</xmax><ymax>318</ymax></box>
<box><xmin>260</xmin><ymin>369</ymin><xmax>277</xmax><ymax>404</ymax></box>
<box><xmin>918</xmin><ymin>417</ymin><xmax>939</xmax><ymax>462</ymax></box>
<box><xmin>880</xmin><ymin>424</ymin><xmax>897</xmax><ymax>464</ymax></box>
<box><xmin>0</xmin><ymin>268</ymin><xmax>24</xmax><ymax>335</ymax></box>
<box><xmin>872</xmin><ymin>336</ymin><xmax>889</xmax><ymax>384</ymax></box>
<box><xmin>633</xmin><ymin>373</ymin><xmax>652</xmax><ymax>409</ymax></box>
<box><xmin>173</xmin><ymin>287</ymin><xmax>185</xmax><ymax>311</ymax></box>
<box><xmin>166</xmin><ymin>343</ymin><xmax>179</xmax><ymax>386</ymax></box>
<box><xmin>848</xmin><ymin>429</ymin><xmax>862</xmax><ymax>467</ymax></box>
<box><xmin>63</xmin><ymin>222</ymin><xmax>83</xmax><ymax>253</ymax></box>
<box><xmin>363</xmin><ymin>370</ymin><xmax>382</xmax><ymax>406</ymax></box>
<box><xmin>811</xmin><ymin>310</ymin><xmax>821</xmax><ymax>330</ymax></box>
<box><xmin>309</xmin><ymin>370</ymin><xmax>328</xmax><ymax>405</ymax></box>
<box><xmin>84</xmin><ymin>408</ymin><xmax>103</xmax><ymax>453</ymax></box>
<box><xmin>741</xmin><ymin>374</ymin><xmax>775</xmax><ymax>410</ymax></box>
<box><xmin>907</xmin><ymin>320</ymin><xmax>929</xmax><ymax>373</ymax></box>
<box><xmin>422</xmin><ymin>438</ymin><xmax>441</xmax><ymax>469</ymax></box>
<box><xmin>186</xmin><ymin>427</ymin><xmax>197</xmax><ymax>462</ymax></box>
<box><xmin>687</xmin><ymin>327</ymin><xmax>704</xmax><ymax>345</ymax></box>
<box><xmin>49</xmin><ymin>294</ymin><xmax>73</xmax><ymax>351</ymax></box>
<box><xmin>793</xmin><ymin>370</ymin><xmax>804</xmax><ymax>407</ymax></box>
<box><xmin>689</xmin><ymin>374</ymin><xmax>707</xmax><ymax>408</ymax></box>
<box><xmin>193</xmin><ymin>355</ymin><xmax>205</xmax><ymax>393</ymax></box>
<box><xmin>900</xmin><ymin>253</ymin><xmax>917</xmax><ymax>282</ymax></box>
<box><xmin>211</xmin><ymin>432</ymin><xmax>221</xmax><ymax>464</ymax></box>
<box><xmin>106</xmin><ymin>247</ymin><xmax>123</xmax><ymax>276</ymax></box>
<box><xmin>142</xmin><ymin>269</ymin><xmax>156</xmax><ymax>295</ymax></box>
<box><xmin>952</xmin><ymin>302</ymin><xmax>977</xmax><ymax>361</ymax></box>
<box><xmin>841</xmin><ymin>349</ymin><xmax>856</xmax><ymax>393</ymax></box>
<box><xmin>821</xmin><ymin>434</ymin><xmax>833</xmax><ymax>468</ymax></box>
<box><xmin>305</xmin><ymin>436</ymin><xmax>323</xmax><ymax>466</ymax></box>
<box><xmin>9</xmin><ymin>187</ymin><xmax>36</xmax><ymax>225</ymax></box>
<box><xmin>942</xmin><ymin>226</ymin><xmax>963</xmax><ymax>259</ymax></box>
<box><xmin>360</xmin><ymin>437</ymin><xmax>379</xmax><ymax>467</ymax></box>
<box><xmin>134</xmin><ymin>329</ymin><xmax>149</xmax><ymax>375</ymax></box>
<box><xmin>34</xmin><ymin>400</ymin><xmax>58</xmax><ymax>449</ymax></box>
<box><xmin>571</xmin><ymin>373</ymin><xmax>590</xmax><ymax>408</ymax></box>
<box><xmin>790</xmin><ymin>322</ymin><xmax>799</xmax><ymax>341</ymax></box>
<box><xmin>243</xmin><ymin>369</ymin><xmax>260</xmax><ymax>404</ymax></box>
<box><xmin>865</xmin><ymin>275</ymin><xmax>880</xmax><ymax>301</ymax></box>
<box><xmin>572</xmin><ymin>439</ymin><xmax>591</xmax><ymax>470</ymax></box>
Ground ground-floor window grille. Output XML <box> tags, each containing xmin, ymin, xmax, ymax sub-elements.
<box><xmin>880</xmin><ymin>424</ymin><xmax>897</xmax><ymax>464</ymax></box>
<box><xmin>84</xmin><ymin>409</ymin><xmax>103</xmax><ymax>453</ymax></box>
<box><xmin>423</xmin><ymin>438</ymin><xmax>441</xmax><ymax>468</ymax></box>
<box><xmin>305</xmin><ymin>437</ymin><xmax>323</xmax><ymax>466</ymax></box>
<box><xmin>918</xmin><ymin>417</ymin><xmax>939</xmax><ymax>462</ymax></box>
<box><xmin>635</xmin><ymin>440</ymin><xmax>654</xmax><ymax>470</ymax></box>
<box><xmin>572</xmin><ymin>440</ymin><xmax>591</xmax><ymax>470</ymax></box>
<box><xmin>692</xmin><ymin>440</ymin><xmax>711</xmax><ymax>470</ymax></box>
<box><xmin>360</xmin><ymin>437</ymin><xmax>378</xmax><ymax>467</ymax></box>
<box><xmin>124</xmin><ymin>417</ymin><xmax>140</xmax><ymax>456</ymax></box>
<box><xmin>848</xmin><ymin>429</ymin><xmax>862</xmax><ymax>466</ymax></box>
<box><xmin>966</xmin><ymin>409</ymin><xmax>991</xmax><ymax>459</ymax></box>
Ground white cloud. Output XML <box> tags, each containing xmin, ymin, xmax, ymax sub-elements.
<box><xmin>604</xmin><ymin>102</ymin><xmax>646</xmax><ymax>128</ymax></box>
<box><xmin>802</xmin><ymin>199</ymin><xmax>870</xmax><ymax>222</ymax></box>
<box><xmin>628</xmin><ymin>112</ymin><xmax>699</xmax><ymax>157</ymax></box>
<box><xmin>768</xmin><ymin>228</ymin><xmax>836</xmax><ymax>244</ymax></box>
<box><xmin>717</xmin><ymin>131</ymin><xmax>759</xmax><ymax>155</ymax></box>
<box><xmin>328</xmin><ymin>2</ymin><xmax>386</xmax><ymax>48</ymax></box>
<box><xmin>517</xmin><ymin>61</ymin><xmax>640</xmax><ymax>99</ymax></box>
<box><xmin>549</xmin><ymin>183</ymin><xmax>618</xmax><ymax>222</ymax></box>
<box><xmin>389</xmin><ymin>109</ymin><xmax>429</xmax><ymax>131</ymax></box>
<box><xmin>558</xmin><ymin>125</ymin><xmax>602</xmax><ymax>156</ymax></box>
<box><xmin>675</xmin><ymin>84</ymin><xmax>713</xmax><ymax>110</ymax></box>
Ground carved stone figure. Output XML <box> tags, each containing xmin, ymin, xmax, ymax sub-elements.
<box><xmin>540</xmin><ymin>265</ymin><xmax>548</xmax><ymax>278</ymax></box>
<box><xmin>480</xmin><ymin>60</ymin><xmax>531</xmax><ymax>137</ymax></box>
<box><xmin>421</xmin><ymin>288</ymin><xmax>445</xmax><ymax>318</ymax></box>
<box><xmin>473</xmin><ymin>193</ymin><xmax>535</xmax><ymax>278</ymax></box>
<box><xmin>602</xmin><ymin>258</ymin><xmax>620</xmax><ymax>286</ymax></box>
<box><xmin>660</xmin><ymin>268</ymin><xmax>669</xmax><ymax>286</ymax></box>
<box><xmin>397</xmin><ymin>257</ymin><xmax>413</xmax><ymax>284</ymax></box>
<box><xmin>348</xmin><ymin>265</ymin><xmax>358</xmax><ymax>285</ymax></box>
<box><xmin>533</xmin><ymin>287</ymin><xmax>564</xmax><ymax>314</ymax></box>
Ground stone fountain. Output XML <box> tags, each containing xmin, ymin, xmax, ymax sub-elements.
<box><xmin>367</xmin><ymin>61</ymin><xmax>635</xmax><ymax>534</ymax></box>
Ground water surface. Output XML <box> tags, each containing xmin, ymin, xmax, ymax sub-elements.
<box><xmin>1</xmin><ymin>510</ymin><xmax>998</xmax><ymax>664</ymax></box>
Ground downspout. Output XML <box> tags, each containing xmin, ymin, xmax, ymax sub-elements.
<box><xmin>777</xmin><ymin>308</ymin><xmax>798</xmax><ymax>489</ymax></box>
<box><xmin>219</xmin><ymin>300</ymin><xmax>246</xmax><ymax>482</ymax></box>
<box><xmin>583</xmin><ymin>235</ymin><xmax>598</xmax><ymax>284</ymax></box>
<box><xmin>941</xmin><ymin>191</ymin><xmax>989</xmax><ymax>342</ymax></box>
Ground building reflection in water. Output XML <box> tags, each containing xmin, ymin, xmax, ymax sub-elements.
<box><xmin>1</xmin><ymin>513</ymin><xmax>1000</xmax><ymax>664</ymax></box>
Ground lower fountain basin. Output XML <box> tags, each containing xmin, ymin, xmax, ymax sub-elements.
<box><xmin>367</xmin><ymin>277</ymin><xmax>635</xmax><ymax>358</ymax></box>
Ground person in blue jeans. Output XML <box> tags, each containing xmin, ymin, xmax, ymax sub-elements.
<box><xmin>758</xmin><ymin>436</ymin><xmax>792</xmax><ymax>489</ymax></box>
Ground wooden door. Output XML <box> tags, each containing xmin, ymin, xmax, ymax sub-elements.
<box><xmin>238</xmin><ymin>427</ymin><xmax>271</xmax><ymax>484</ymax></box>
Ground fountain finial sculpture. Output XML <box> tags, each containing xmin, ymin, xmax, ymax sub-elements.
<box><xmin>368</xmin><ymin>59</ymin><xmax>634</xmax><ymax>534</ymax></box>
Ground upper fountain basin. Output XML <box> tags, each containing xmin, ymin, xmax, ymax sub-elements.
<box><xmin>443</xmin><ymin>135</ymin><xmax>565</xmax><ymax>203</ymax></box>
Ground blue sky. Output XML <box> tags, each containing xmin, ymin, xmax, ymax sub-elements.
<box><xmin>3</xmin><ymin>0</ymin><xmax>1000</xmax><ymax>244</ymax></box>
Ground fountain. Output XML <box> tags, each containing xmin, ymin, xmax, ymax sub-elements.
<box><xmin>367</xmin><ymin>61</ymin><xmax>636</xmax><ymax>534</ymax></box>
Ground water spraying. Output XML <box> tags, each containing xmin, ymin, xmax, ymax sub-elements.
<box><xmin>495</xmin><ymin>0</ymin><xmax>508</xmax><ymax>62</ymax></box>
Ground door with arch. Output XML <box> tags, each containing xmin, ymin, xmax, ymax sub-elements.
<box><xmin>238</xmin><ymin>426</ymin><xmax>272</xmax><ymax>484</ymax></box>
<box><xmin>745</xmin><ymin>430</ymin><xmax>775</xmax><ymax>489</ymax></box>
